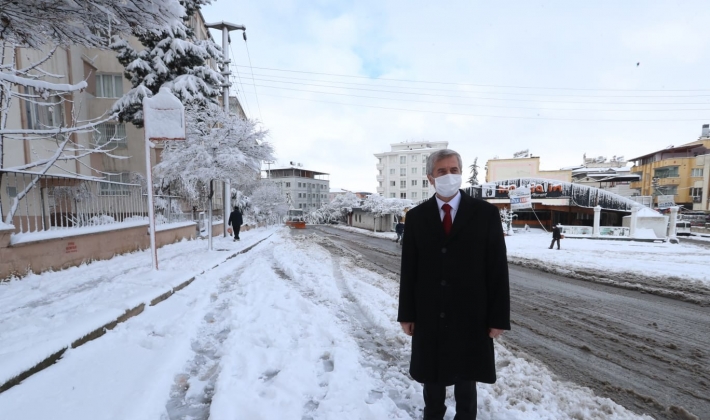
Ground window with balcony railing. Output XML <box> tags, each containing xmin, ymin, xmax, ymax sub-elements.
<box><xmin>94</xmin><ymin>123</ymin><xmax>127</xmax><ymax>148</ymax></box>
<box><xmin>654</xmin><ymin>166</ymin><xmax>679</xmax><ymax>178</ymax></box>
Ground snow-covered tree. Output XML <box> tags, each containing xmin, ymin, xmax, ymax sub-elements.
<box><xmin>361</xmin><ymin>194</ymin><xmax>412</xmax><ymax>232</ymax></box>
<box><xmin>248</xmin><ymin>181</ymin><xmax>288</xmax><ymax>224</ymax></box>
<box><xmin>500</xmin><ymin>208</ymin><xmax>516</xmax><ymax>235</ymax></box>
<box><xmin>0</xmin><ymin>0</ymin><xmax>183</xmax><ymax>49</ymax></box>
<box><xmin>111</xmin><ymin>0</ymin><xmax>224</xmax><ymax>127</ymax></box>
<box><xmin>468</xmin><ymin>157</ymin><xmax>479</xmax><ymax>186</ymax></box>
<box><xmin>153</xmin><ymin>104</ymin><xmax>273</xmax><ymax>204</ymax></box>
<box><xmin>0</xmin><ymin>45</ymin><xmax>126</xmax><ymax>224</ymax></box>
<box><xmin>307</xmin><ymin>192</ymin><xmax>361</xmax><ymax>224</ymax></box>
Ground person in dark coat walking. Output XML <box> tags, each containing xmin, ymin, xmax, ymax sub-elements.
<box><xmin>398</xmin><ymin>149</ymin><xmax>510</xmax><ymax>420</ymax></box>
<box><xmin>228</xmin><ymin>207</ymin><xmax>243</xmax><ymax>241</ymax></box>
<box><xmin>395</xmin><ymin>220</ymin><xmax>405</xmax><ymax>244</ymax></box>
<box><xmin>549</xmin><ymin>224</ymin><xmax>562</xmax><ymax>250</ymax></box>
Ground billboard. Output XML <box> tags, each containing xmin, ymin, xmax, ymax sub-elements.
<box><xmin>657</xmin><ymin>195</ymin><xmax>676</xmax><ymax>209</ymax></box>
<box><xmin>509</xmin><ymin>187</ymin><xmax>532</xmax><ymax>210</ymax></box>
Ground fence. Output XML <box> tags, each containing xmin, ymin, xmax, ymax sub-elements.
<box><xmin>560</xmin><ymin>225</ymin><xmax>630</xmax><ymax>237</ymax></box>
<box><xmin>0</xmin><ymin>170</ymin><xmax>205</xmax><ymax>236</ymax></box>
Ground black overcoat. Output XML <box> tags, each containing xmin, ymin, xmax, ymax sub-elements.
<box><xmin>228</xmin><ymin>210</ymin><xmax>243</xmax><ymax>227</ymax></box>
<box><xmin>397</xmin><ymin>191</ymin><xmax>510</xmax><ymax>385</ymax></box>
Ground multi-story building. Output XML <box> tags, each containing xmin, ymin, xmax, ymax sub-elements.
<box><xmin>374</xmin><ymin>141</ymin><xmax>448</xmax><ymax>201</ymax></box>
<box><xmin>568</xmin><ymin>155</ymin><xmax>639</xmax><ymax>198</ymax></box>
<box><xmin>0</xmin><ymin>11</ymin><xmax>241</xmax><ymax>224</ymax></box>
<box><xmin>485</xmin><ymin>156</ymin><xmax>572</xmax><ymax>183</ymax></box>
<box><xmin>630</xmin><ymin>126</ymin><xmax>710</xmax><ymax>211</ymax></box>
<box><xmin>265</xmin><ymin>164</ymin><xmax>330</xmax><ymax>210</ymax></box>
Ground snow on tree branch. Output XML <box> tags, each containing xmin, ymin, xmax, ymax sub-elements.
<box><xmin>0</xmin><ymin>0</ymin><xmax>184</xmax><ymax>49</ymax></box>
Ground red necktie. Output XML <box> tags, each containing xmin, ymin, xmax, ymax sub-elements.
<box><xmin>442</xmin><ymin>203</ymin><xmax>452</xmax><ymax>235</ymax></box>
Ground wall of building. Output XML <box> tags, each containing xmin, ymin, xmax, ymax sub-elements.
<box><xmin>486</xmin><ymin>157</ymin><xmax>572</xmax><ymax>183</ymax></box>
<box><xmin>351</xmin><ymin>209</ymin><xmax>393</xmax><ymax>232</ymax></box>
<box><xmin>374</xmin><ymin>141</ymin><xmax>446</xmax><ymax>200</ymax></box>
<box><xmin>630</xmin><ymin>154</ymin><xmax>708</xmax><ymax>208</ymax></box>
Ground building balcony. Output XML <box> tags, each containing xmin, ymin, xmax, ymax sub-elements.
<box><xmin>376</xmin><ymin>164</ymin><xmax>384</xmax><ymax>170</ymax></box>
<box><xmin>376</xmin><ymin>175</ymin><xmax>384</xmax><ymax>181</ymax></box>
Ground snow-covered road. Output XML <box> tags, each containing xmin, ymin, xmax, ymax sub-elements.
<box><xmin>0</xmin><ymin>228</ymin><xmax>653</xmax><ymax>419</ymax></box>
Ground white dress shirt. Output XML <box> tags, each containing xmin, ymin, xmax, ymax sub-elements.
<box><xmin>435</xmin><ymin>191</ymin><xmax>462</xmax><ymax>222</ymax></box>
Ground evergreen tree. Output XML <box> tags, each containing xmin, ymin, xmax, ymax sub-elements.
<box><xmin>111</xmin><ymin>0</ymin><xmax>224</xmax><ymax>127</ymax></box>
<box><xmin>468</xmin><ymin>157</ymin><xmax>480</xmax><ymax>186</ymax></box>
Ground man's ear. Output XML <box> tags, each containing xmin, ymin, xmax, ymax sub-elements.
<box><xmin>427</xmin><ymin>174</ymin><xmax>435</xmax><ymax>185</ymax></box>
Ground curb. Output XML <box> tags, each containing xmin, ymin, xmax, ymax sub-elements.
<box><xmin>0</xmin><ymin>234</ymin><xmax>272</xmax><ymax>394</ymax></box>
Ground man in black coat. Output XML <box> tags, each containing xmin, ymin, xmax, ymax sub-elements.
<box><xmin>395</xmin><ymin>220</ymin><xmax>405</xmax><ymax>244</ymax></box>
<box><xmin>550</xmin><ymin>224</ymin><xmax>562</xmax><ymax>250</ymax></box>
<box><xmin>228</xmin><ymin>207</ymin><xmax>243</xmax><ymax>241</ymax></box>
<box><xmin>398</xmin><ymin>149</ymin><xmax>510</xmax><ymax>420</ymax></box>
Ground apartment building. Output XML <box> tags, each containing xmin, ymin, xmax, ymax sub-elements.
<box><xmin>265</xmin><ymin>165</ymin><xmax>330</xmax><ymax>210</ymax></box>
<box><xmin>630</xmin><ymin>126</ymin><xmax>710</xmax><ymax>211</ymax></box>
<box><xmin>568</xmin><ymin>155</ymin><xmax>639</xmax><ymax>198</ymax></box>
<box><xmin>485</xmin><ymin>156</ymin><xmax>572</xmax><ymax>183</ymax></box>
<box><xmin>1</xmin><ymin>11</ymin><xmax>234</xmax><ymax>220</ymax></box>
<box><xmin>374</xmin><ymin>141</ymin><xmax>447</xmax><ymax>201</ymax></box>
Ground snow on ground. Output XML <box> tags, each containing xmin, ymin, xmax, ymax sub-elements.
<box><xmin>506</xmin><ymin>230</ymin><xmax>710</xmax><ymax>290</ymax></box>
<box><xmin>0</xmin><ymin>226</ymin><xmax>278</xmax><ymax>387</ymax></box>
<box><xmin>330</xmin><ymin>223</ymin><xmax>398</xmax><ymax>241</ymax></box>
<box><xmin>0</xmin><ymin>227</ymin><xmax>652</xmax><ymax>419</ymax></box>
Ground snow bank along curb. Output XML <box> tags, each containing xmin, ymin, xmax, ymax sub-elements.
<box><xmin>508</xmin><ymin>256</ymin><xmax>710</xmax><ymax>307</ymax></box>
<box><xmin>0</xmin><ymin>234</ymin><xmax>272</xmax><ymax>394</ymax></box>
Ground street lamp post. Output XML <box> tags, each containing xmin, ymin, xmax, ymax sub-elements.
<box><xmin>206</xmin><ymin>21</ymin><xmax>246</xmax><ymax>239</ymax></box>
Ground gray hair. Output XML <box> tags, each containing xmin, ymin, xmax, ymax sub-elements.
<box><xmin>426</xmin><ymin>149</ymin><xmax>462</xmax><ymax>176</ymax></box>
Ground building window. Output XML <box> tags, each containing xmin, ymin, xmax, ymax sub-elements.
<box><xmin>411</xmin><ymin>155</ymin><xmax>418</xmax><ymax>162</ymax></box>
<box><xmin>412</xmin><ymin>167</ymin><xmax>417</xmax><ymax>174</ymax></box>
<box><xmin>390</xmin><ymin>193</ymin><xmax>395</xmax><ymax>198</ymax></box>
<box><xmin>379</xmin><ymin>181</ymin><xmax>383</xmax><ymax>187</ymax></box>
<box><xmin>400</xmin><ymin>192</ymin><xmax>407</xmax><ymax>199</ymax></box>
<box><xmin>691</xmin><ymin>187</ymin><xmax>703</xmax><ymax>197</ymax></box>
<box><xmin>299</xmin><ymin>203</ymin><xmax>302</xmax><ymax>208</ymax></box>
<box><xmin>654</xmin><ymin>166</ymin><xmax>679</xmax><ymax>178</ymax></box>
<box><xmin>389</xmin><ymin>156</ymin><xmax>396</xmax><ymax>163</ymax></box>
<box><xmin>24</xmin><ymin>87</ymin><xmax>64</xmax><ymax>130</ymax></box>
<box><xmin>6</xmin><ymin>186</ymin><xmax>17</xmax><ymax>198</ymax></box>
<box><xmin>100</xmin><ymin>172</ymin><xmax>131</xmax><ymax>196</ymax></box>
<box><xmin>423</xmin><ymin>179</ymin><xmax>429</xmax><ymax>188</ymax></box>
<box><xmin>285</xmin><ymin>182</ymin><xmax>290</xmax><ymax>187</ymax></box>
<box><xmin>411</xmin><ymin>180</ymin><xmax>417</xmax><ymax>186</ymax></box>
<box><xmin>378</xmin><ymin>158</ymin><xmax>382</xmax><ymax>164</ymax></box>
<box><xmin>400</xmin><ymin>180</ymin><xmax>406</xmax><ymax>188</ymax></box>
<box><xmin>691</xmin><ymin>168</ymin><xmax>704</xmax><ymax>177</ymax></box>
<box><xmin>400</xmin><ymin>168</ymin><xmax>406</xmax><ymax>176</ymax></box>
<box><xmin>400</xmin><ymin>156</ymin><xmax>406</xmax><ymax>164</ymax></box>
<box><xmin>96</xmin><ymin>74</ymin><xmax>123</xmax><ymax>98</ymax></box>
<box><xmin>390</xmin><ymin>181</ymin><xmax>396</xmax><ymax>187</ymax></box>
<box><xmin>422</xmin><ymin>166</ymin><xmax>426</xmax><ymax>175</ymax></box>
<box><xmin>390</xmin><ymin>168</ymin><xmax>395</xmax><ymax>175</ymax></box>
<box><xmin>412</xmin><ymin>192</ymin><xmax>418</xmax><ymax>198</ymax></box>
<box><xmin>94</xmin><ymin>123</ymin><xmax>127</xmax><ymax>148</ymax></box>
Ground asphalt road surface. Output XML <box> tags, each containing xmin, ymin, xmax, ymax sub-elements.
<box><xmin>296</xmin><ymin>225</ymin><xmax>710</xmax><ymax>420</ymax></box>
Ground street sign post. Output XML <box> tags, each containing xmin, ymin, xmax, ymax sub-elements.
<box><xmin>142</xmin><ymin>87</ymin><xmax>185</xmax><ymax>270</ymax></box>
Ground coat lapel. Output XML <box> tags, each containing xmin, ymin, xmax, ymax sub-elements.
<box><xmin>423</xmin><ymin>195</ymin><xmax>446</xmax><ymax>243</ymax></box>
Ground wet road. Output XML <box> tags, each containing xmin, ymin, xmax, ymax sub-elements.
<box><xmin>299</xmin><ymin>225</ymin><xmax>710</xmax><ymax>420</ymax></box>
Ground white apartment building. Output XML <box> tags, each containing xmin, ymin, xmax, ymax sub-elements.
<box><xmin>264</xmin><ymin>165</ymin><xmax>330</xmax><ymax>210</ymax></box>
<box><xmin>374</xmin><ymin>141</ymin><xmax>448</xmax><ymax>201</ymax></box>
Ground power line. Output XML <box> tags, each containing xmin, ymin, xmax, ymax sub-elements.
<box><xmin>229</xmin><ymin>43</ymin><xmax>252</xmax><ymax>118</ymax></box>
<box><xmin>234</xmin><ymin>71</ymin><xmax>710</xmax><ymax>99</ymax></box>
<box><xmin>240</xmin><ymin>89</ymin><xmax>708</xmax><ymax>122</ymax></box>
<box><xmin>244</xmin><ymin>81</ymin><xmax>710</xmax><ymax>107</ymax></box>
<box><xmin>235</xmin><ymin>65</ymin><xmax>710</xmax><ymax>92</ymax></box>
<box><xmin>243</xmin><ymin>39</ymin><xmax>263</xmax><ymax>122</ymax></box>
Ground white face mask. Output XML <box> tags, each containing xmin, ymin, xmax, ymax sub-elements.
<box><xmin>433</xmin><ymin>174</ymin><xmax>462</xmax><ymax>198</ymax></box>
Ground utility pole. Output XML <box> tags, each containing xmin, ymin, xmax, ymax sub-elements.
<box><xmin>206</xmin><ymin>21</ymin><xmax>246</xmax><ymax>239</ymax></box>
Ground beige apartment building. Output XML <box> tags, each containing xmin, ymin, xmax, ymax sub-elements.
<box><xmin>630</xmin><ymin>127</ymin><xmax>710</xmax><ymax>211</ymax></box>
<box><xmin>1</xmin><ymin>11</ymin><xmax>238</xmax><ymax>225</ymax></box>
<box><xmin>485</xmin><ymin>156</ymin><xmax>572</xmax><ymax>183</ymax></box>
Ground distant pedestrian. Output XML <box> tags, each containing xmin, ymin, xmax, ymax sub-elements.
<box><xmin>549</xmin><ymin>224</ymin><xmax>562</xmax><ymax>250</ymax></box>
<box><xmin>228</xmin><ymin>207</ymin><xmax>243</xmax><ymax>241</ymax></box>
<box><xmin>395</xmin><ymin>220</ymin><xmax>405</xmax><ymax>244</ymax></box>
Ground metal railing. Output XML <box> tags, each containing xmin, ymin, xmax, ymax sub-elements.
<box><xmin>0</xmin><ymin>170</ymin><xmax>201</xmax><ymax>236</ymax></box>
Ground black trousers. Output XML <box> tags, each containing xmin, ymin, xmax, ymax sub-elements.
<box><xmin>549</xmin><ymin>238</ymin><xmax>560</xmax><ymax>249</ymax></box>
<box><xmin>233</xmin><ymin>225</ymin><xmax>241</xmax><ymax>239</ymax></box>
<box><xmin>423</xmin><ymin>380</ymin><xmax>477</xmax><ymax>420</ymax></box>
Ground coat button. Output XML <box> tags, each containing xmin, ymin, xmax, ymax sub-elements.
<box><xmin>440</xmin><ymin>312</ymin><xmax>446</xmax><ymax>318</ymax></box>
<box><xmin>441</xmin><ymin>247</ymin><xmax>447</xmax><ymax>254</ymax></box>
<box><xmin>441</xmin><ymin>280</ymin><xmax>447</xmax><ymax>286</ymax></box>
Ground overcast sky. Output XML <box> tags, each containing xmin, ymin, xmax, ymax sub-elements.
<box><xmin>203</xmin><ymin>0</ymin><xmax>710</xmax><ymax>191</ymax></box>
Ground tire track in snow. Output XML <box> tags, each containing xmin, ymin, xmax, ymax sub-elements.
<box><xmin>269</xmin><ymin>241</ymin><xmax>421</xmax><ymax>420</ymax></box>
